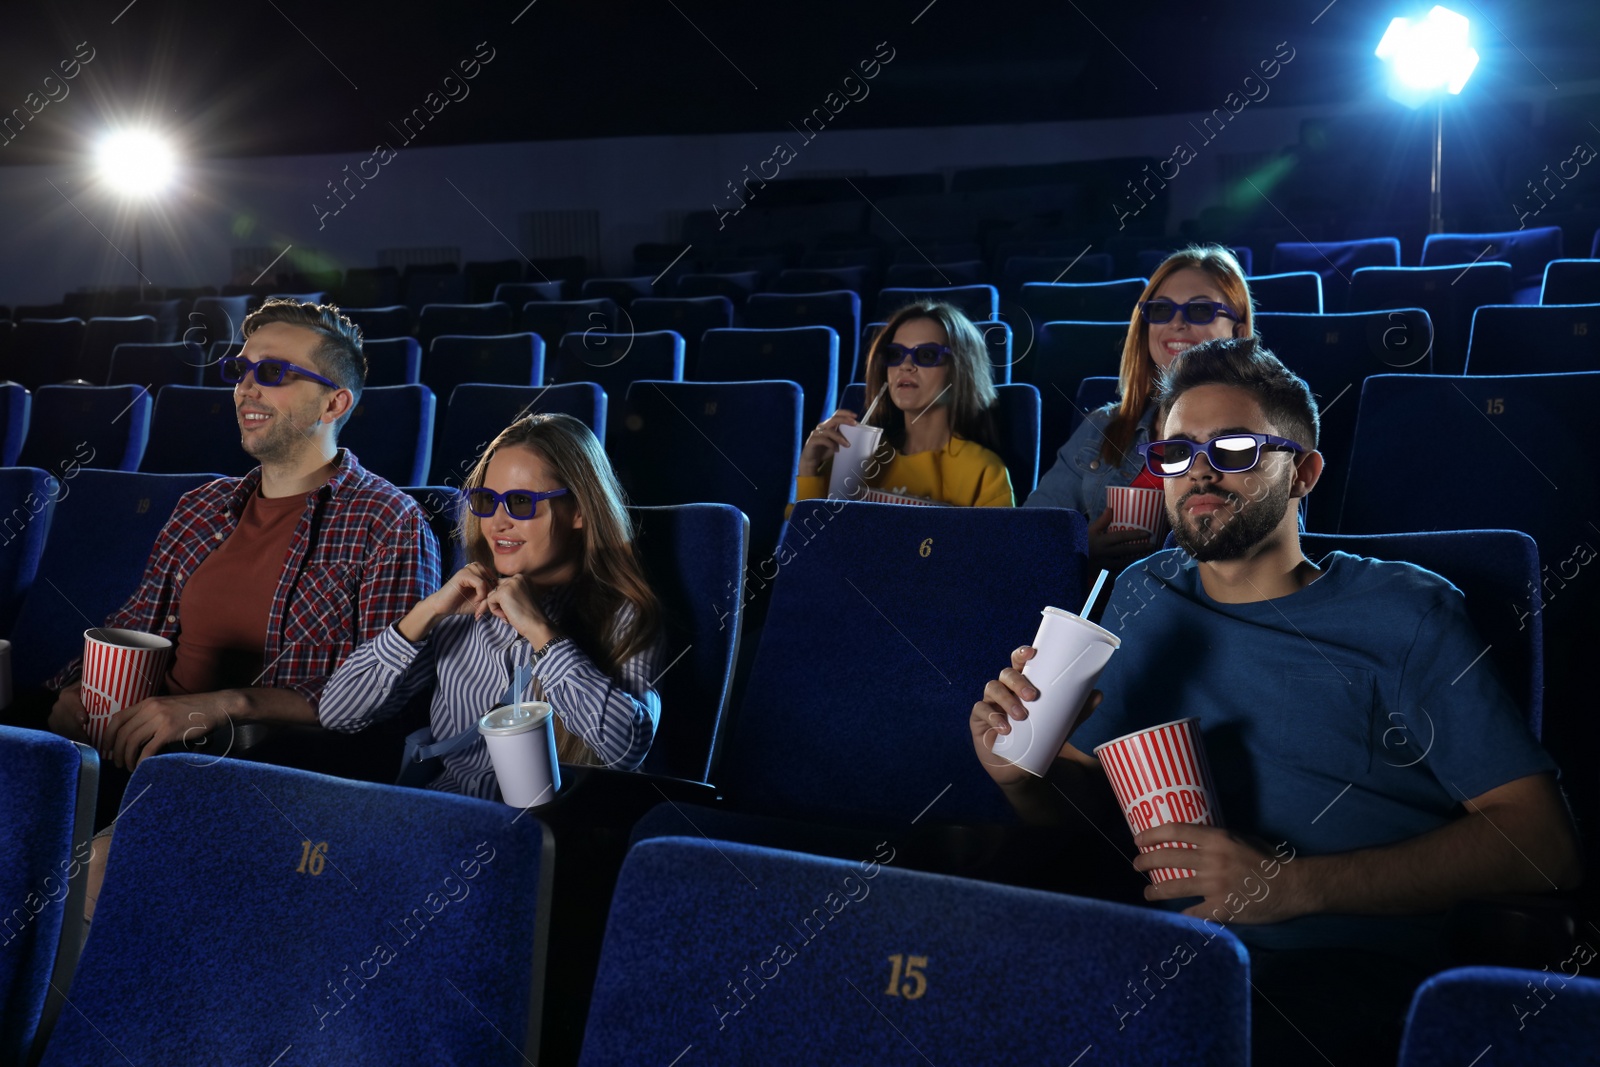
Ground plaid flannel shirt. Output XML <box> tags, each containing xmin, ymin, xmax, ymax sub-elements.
<box><xmin>51</xmin><ymin>449</ymin><xmax>440</xmax><ymax>710</ymax></box>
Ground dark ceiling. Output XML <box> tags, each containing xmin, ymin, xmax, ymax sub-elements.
<box><xmin>0</xmin><ymin>0</ymin><xmax>1595</xmax><ymax>166</ymax></box>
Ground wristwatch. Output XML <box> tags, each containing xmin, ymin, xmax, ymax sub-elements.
<box><xmin>530</xmin><ymin>636</ymin><xmax>569</xmax><ymax>666</ymax></box>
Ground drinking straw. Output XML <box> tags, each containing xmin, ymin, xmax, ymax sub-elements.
<box><xmin>1082</xmin><ymin>569</ymin><xmax>1110</xmax><ymax>616</ymax></box>
<box><xmin>860</xmin><ymin>381</ymin><xmax>891</xmax><ymax>424</ymax></box>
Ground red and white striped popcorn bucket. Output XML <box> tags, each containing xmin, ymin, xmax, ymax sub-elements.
<box><xmin>1094</xmin><ymin>717</ymin><xmax>1223</xmax><ymax>883</ymax></box>
<box><xmin>80</xmin><ymin>628</ymin><xmax>173</xmax><ymax>750</ymax></box>
<box><xmin>1106</xmin><ymin>485</ymin><xmax>1170</xmax><ymax>545</ymax></box>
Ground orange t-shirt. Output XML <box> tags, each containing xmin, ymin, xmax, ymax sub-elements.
<box><xmin>165</xmin><ymin>489</ymin><xmax>305</xmax><ymax>695</ymax></box>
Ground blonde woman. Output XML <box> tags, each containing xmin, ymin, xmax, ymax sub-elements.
<box><xmin>798</xmin><ymin>300</ymin><xmax>1013</xmax><ymax>507</ymax></box>
<box><xmin>318</xmin><ymin>413</ymin><xmax>665</xmax><ymax>798</ymax></box>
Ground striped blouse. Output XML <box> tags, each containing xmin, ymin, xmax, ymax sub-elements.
<box><xmin>318</xmin><ymin>585</ymin><xmax>663</xmax><ymax>799</ymax></box>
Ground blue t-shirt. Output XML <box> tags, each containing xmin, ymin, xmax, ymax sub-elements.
<box><xmin>1072</xmin><ymin>548</ymin><xmax>1557</xmax><ymax>956</ymax></box>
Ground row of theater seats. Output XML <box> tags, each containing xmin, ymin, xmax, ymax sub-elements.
<box><xmin>9</xmin><ymin>732</ymin><xmax>1591</xmax><ymax>1066</ymax></box>
<box><xmin>2</xmin><ymin>494</ymin><xmax>1592</xmax><ymax>1063</ymax></box>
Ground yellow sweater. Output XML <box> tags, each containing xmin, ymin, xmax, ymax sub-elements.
<box><xmin>796</xmin><ymin>435</ymin><xmax>1015</xmax><ymax>508</ymax></box>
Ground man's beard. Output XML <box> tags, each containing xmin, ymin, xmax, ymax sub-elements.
<box><xmin>1169</xmin><ymin>473</ymin><xmax>1291</xmax><ymax>562</ymax></box>
<box><xmin>240</xmin><ymin>401</ymin><xmax>318</xmax><ymax>465</ymax></box>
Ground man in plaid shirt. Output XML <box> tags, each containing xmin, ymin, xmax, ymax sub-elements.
<box><xmin>46</xmin><ymin>300</ymin><xmax>440</xmax><ymax>770</ymax></box>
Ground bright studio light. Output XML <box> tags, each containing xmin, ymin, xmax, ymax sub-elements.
<box><xmin>97</xmin><ymin>130</ymin><xmax>175</xmax><ymax>196</ymax></box>
<box><xmin>1375</xmin><ymin>6</ymin><xmax>1479</xmax><ymax>101</ymax></box>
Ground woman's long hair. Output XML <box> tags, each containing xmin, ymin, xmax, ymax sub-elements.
<box><xmin>862</xmin><ymin>300</ymin><xmax>1000</xmax><ymax>453</ymax></box>
<box><xmin>1100</xmin><ymin>245</ymin><xmax>1254</xmax><ymax>465</ymax></box>
<box><xmin>458</xmin><ymin>413</ymin><xmax>661</xmax><ymax>765</ymax></box>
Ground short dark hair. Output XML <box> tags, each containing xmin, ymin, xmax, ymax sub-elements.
<box><xmin>240</xmin><ymin>300</ymin><xmax>367</xmax><ymax>430</ymax></box>
<box><xmin>1157</xmin><ymin>337</ymin><xmax>1319</xmax><ymax>450</ymax></box>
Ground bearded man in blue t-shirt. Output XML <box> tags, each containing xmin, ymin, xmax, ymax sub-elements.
<box><xmin>970</xmin><ymin>336</ymin><xmax>1581</xmax><ymax>1064</ymax></box>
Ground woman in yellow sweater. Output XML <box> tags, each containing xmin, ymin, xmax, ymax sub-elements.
<box><xmin>796</xmin><ymin>301</ymin><xmax>1014</xmax><ymax>507</ymax></box>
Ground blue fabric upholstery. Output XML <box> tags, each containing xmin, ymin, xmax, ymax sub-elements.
<box><xmin>1246</xmin><ymin>271</ymin><xmax>1324</xmax><ymax>314</ymax></box>
<box><xmin>549</xmin><ymin>333</ymin><xmax>683</xmax><ymax>445</ymax></box>
<box><xmin>7</xmin><ymin>319</ymin><xmax>86</xmax><ymax>392</ymax></box>
<box><xmin>580</xmin><ymin>276</ymin><xmax>656</xmax><ymax>307</ymax></box>
<box><xmin>1398</xmin><ymin>966</ymin><xmax>1600</xmax><ymax>1067</ymax></box>
<box><xmin>78</xmin><ymin>316</ymin><xmax>157</xmax><ymax>384</ymax></box>
<box><xmin>189</xmin><ymin>295</ymin><xmax>251</xmax><ymax>347</ymax></box>
<box><xmin>143</xmin><ymin>385</ymin><xmax>253</xmax><ymax>476</ymax></box>
<box><xmin>876</xmin><ymin>284</ymin><xmax>999</xmax><ymax>323</ymax></box>
<box><xmin>0</xmin><ymin>467</ymin><xmax>57</xmax><ymax>634</ymax></box>
<box><xmin>675</xmin><ymin>271</ymin><xmax>762</xmax><ymax>305</ymax></box>
<box><xmin>39</xmin><ymin>755</ymin><xmax>552</xmax><ymax>1066</ymax></box>
<box><xmin>885</xmin><ymin>260</ymin><xmax>987</xmax><ymax>288</ymax></box>
<box><xmin>1137</xmin><ymin>246</ymin><xmax>1253</xmax><ymax>276</ymax></box>
<box><xmin>699</xmin><ymin>327</ymin><xmax>838</xmax><ymax>433</ymax></box>
<box><xmin>340</xmin><ymin>305</ymin><xmax>412</xmax><ymax>340</ymax></box>
<box><xmin>130</xmin><ymin>298</ymin><xmax>183</xmax><ymax>344</ymax></box>
<box><xmin>629</xmin><ymin>504</ymin><xmax>746</xmax><ymax>782</ymax></box>
<box><xmin>0</xmin><ymin>725</ymin><xmax>96</xmax><ymax>1067</ymax></box>
<box><xmin>617</xmin><ymin>380</ymin><xmax>800</xmax><ymax>562</ymax></box>
<box><xmin>1252</xmin><ymin>309</ymin><xmax>1434</xmax><ymax>531</ymax></box>
<box><xmin>106</xmin><ymin>342</ymin><xmax>205</xmax><ymax>391</ymax></box>
<box><xmin>1465</xmin><ymin>303</ymin><xmax>1600</xmax><ymax>375</ymax></box>
<box><xmin>1027</xmin><ymin>320</ymin><xmax>1129</xmax><ymax>456</ymax></box>
<box><xmin>971</xmin><ymin>319</ymin><xmax>1014</xmax><ymax>384</ymax></box>
<box><xmin>1540</xmin><ymin>259</ymin><xmax>1600</xmax><ymax>305</ymax></box>
<box><xmin>1348</xmin><ymin>264</ymin><xmax>1514</xmax><ymax>375</ymax></box>
<box><xmin>1423</xmin><ymin>226</ymin><xmax>1563</xmax><ymax>302</ymax></box>
<box><xmin>423</xmin><ymin>334</ymin><xmax>544</xmax><ymax>403</ymax></box>
<box><xmin>11</xmin><ymin>469</ymin><xmax>219</xmax><ymax>691</ymax></box>
<box><xmin>1270</xmin><ymin>238</ymin><xmax>1400</xmax><ymax>311</ymax></box>
<box><xmin>628</xmin><ymin>297</ymin><xmax>735</xmax><ymax>376</ymax></box>
<box><xmin>1020</xmin><ymin>278</ymin><xmax>1146</xmax><ymax>323</ymax></box>
<box><xmin>745</xmin><ymin>290</ymin><xmax>863</xmax><ymax>384</ymax></box>
<box><xmin>579</xmin><ymin>837</ymin><xmax>1250</xmax><ymax>1066</ymax></box>
<box><xmin>1299</xmin><ymin>530</ymin><xmax>1543</xmax><ymax>735</ymax></box>
<box><xmin>494</xmin><ymin>281</ymin><xmax>564</xmax><ymax>310</ymax></box>
<box><xmin>1001</xmin><ymin>253</ymin><xmax>1115</xmax><ymax>296</ymax></box>
<box><xmin>721</xmin><ymin>500</ymin><xmax>1088</xmax><ymax>824</ymax></box>
<box><xmin>362</xmin><ymin>336</ymin><xmax>422</xmax><ymax>387</ymax></box>
<box><xmin>772</xmin><ymin>266</ymin><xmax>870</xmax><ymax>294</ymax></box>
<box><xmin>19</xmin><ymin>385</ymin><xmax>150</xmax><ymax>474</ymax></box>
<box><xmin>0</xmin><ymin>383</ymin><xmax>30</xmax><ymax>466</ymax></box>
<box><xmin>431</xmin><ymin>382</ymin><xmax>607</xmax><ymax>486</ymax></box>
<box><xmin>340</xmin><ymin>384</ymin><xmax>436</xmax><ymax>486</ymax></box>
<box><xmin>836</xmin><ymin>382</ymin><xmax>1038</xmax><ymax>497</ymax></box>
<box><xmin>402</xmin><ymin>486</ymin><xmax>466</xmax><ymax>576</ymax></box>
<box><xmin>520</xmin><ymin>299</ymin><xmax>618</xmax><ymax>348</ymax></box>
<box><xmin>417</xmin><ymin>302</ymin><xmax>514</xmax><ymax>347</ymax></box>
<box><xmin>1072</xmin><ymin>375</ymin><xmax>1121</xmax><ymax>436</ymax></box>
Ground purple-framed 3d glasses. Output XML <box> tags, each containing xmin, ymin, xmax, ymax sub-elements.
<box><xmin>1138</xmin><ymin>298</ymin><xmax>1240</xmax><ymax>326</ymax></box>
<box><xmin>881</xmin><ymin>342</ymin><xmax>950</xmax><ymax>367</ymax></box>
<box><xmin>1136</xmin><ymin>433</ymin><xmax>1305</xmax><ymax>477</ymax></box>
<box><xmin>221</xmin><ymin>356</ymin><xmax>341</xmax><ymax>389</ymax></box>
<box><xmin>466</xmin><ymin>487</ymin><xmax>570</xmax><ymax>520</ymax></box>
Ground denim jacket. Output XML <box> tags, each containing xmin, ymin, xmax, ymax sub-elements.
<box><xmin>1023</xmin><ymin>403</ymin><xmax>1158</xmax><ymax>518</ymax></box>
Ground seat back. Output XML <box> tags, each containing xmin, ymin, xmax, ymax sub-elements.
<box><xmin>402</xmin><ymin>269</ymin><xmax>467</xmax><ymax>313</ymax></box>
<box><xmin>628</xmin><ymin>297</ymin><xmax>735</xmax><ymax>376</ymax></box>
<box><xmin>18</xmin><ymin>385</ymin><xmax>151</xmax><ymax>474</ymax></box>
<box><xmin>579</xmin><ymin>837</ymin><xmax>1250</xmax><ymax>1065</ymax></box>
<box><xmin>628</xmin><ymin>504</ymin><xmax>746</xmax><ymax>782</ymax></box>
<box><xmin>884</xmin><ymin>259</ymin><xmax>987</xmax><ymax>288</ymax></box>
<box><xmin>361</xmin><ymin>335</ymin><xmax>423</xmax><ymax>386</ymax></box>
<box><xmin>1422</xmin><ymin>226</ymin><xmax>1563</xmax><ymax>299</ymax></box>
<box><xmin>402</xmin><ymin>485</ymin><xmax>467</xmax><ymax>578</ymax></box>
<box><xmin>12</xmin><ymin>469</ymin><xmax>220</xmax><ymax>690</ymax></box>
<box><xmin>1465</xmin><ymin>303</ymin><xmax>1600</xmax><ymax>375</ymax></box>
<box><xmin>417</xmin><ymin>301</ymin><xmax>514</xmax><ymax>347</ymax></box>
<box><xmin>1137</xmin><ymin>245</ymin><xmax>1254</xmax><ymax>276</ymax></box>
<box><xmin>38</xmin><ymin>755</ymin><xmax>553</xmax><ymax>1067</ymax></box>
<box><xmin>339</xmin><ymin>384</ymin><xmax>436</xmax><ymax>485</ymax></box>
<box><xmin>1019</xmin><ymin>278</ymin><xmax>1146</xmax><ymax>324</ymax></box>
<box><xmin>1027</xmin><ymin>320</ymin><xmax>1129</xmax><ymax>455</ymax></box>
<box><xmin>1000</xmin><ymin>253</ymin><xmax>1115</xmax><ymax>298</ymax></box>
<box><xmin>772</xmin><ymin>265</ymin><xmax>870</xmax><ymax>294</ymax></box>
<box><xmin>520</xmin><ymin>299</ymin><xmax>618</xmax><ymax>347</ymax></box>
<box><xmin>675</xmin><ymin>271</ymin><xmax>762</xmax><ymax>305</ymax></box>
<box><xmin>579</xmin><ymin>276</ymin><xmax>656</xmax><ymax>308</ymax></box>
<box><xmin>1540</xmin><ymin>258</ymin><xmax>1600</xmax><ymax>305</ymax></box>
<box><xmin>0</xmin><ymin>382</ymin><xmax>30</xmax><ymax>466</ymax></box>
<box><xmin>745</xmin><ymin>290</ymin><xmax>862</xmax><ymax>383</ymax></box>
<box><xmin>0</xmin><ymin>467</ymin><xmax>58</xmax><ymax>634</ymax></box>
<box><xmin>1072</xmin><ymin>375</ymin><xmax>1121</xmax><ymax>436</ymax></box>
<box><xmin>699</xmin><ymin>327</ymin><xmax>838</xmax><ymax>432</ymax></box>
<box><xmin>79</xmin><ymin>315</ymin><xmax>158</xmax><ymax>383</ymax></box>
<box><xmin>340</xmin><ymin>305</ymin><xmax>412</xmax><ymax>340</ymax></box>
<box><xmin>106</xmin><ymin>341</ymin><xmax>205</xmax><ymax>391</ymax></box>
<box><xmin>721</xmin><ymin>501</ymin><xmax>1088</xmax><ymax>823</ymax></box>
<box><xmin>616</xmin><ymin>380</ymin><xmax>800</xmax><ymax>562</ymax></box>
<box><xmin>1246</xmin><ymin>271</ymin><xmax>1324</xmax><ymax>314</ymax></box>
<box><xmin>1348</xmin><ymin>264</ymin><xmax>1514</xmax><ymax>375</ymax></box>
<box><xmin>423</xmin><ymin>333</ymin><xmax>544</xmax><ymax>402</ymax></box>
<box><xmin>0</xmin><ymin>726</ymin><xmax>96</xmax><ymax>1067</ymax></box>
<box><xmin>189</xmin><ymin>295</ymin><xmax>251</xmax><ymax>347</ymax></box>
<box><xmin>876</xmin><ymin>284</ymin><xmax>999</xmax><ymax>323</ymax></box>
<box><xmin>1271</xmin><ymin>237</ymin><xmax>1401</xmax><ymax>310</ymax></box>
<box><xmin>1253</xmin><ymin>309</ymin><xmax>1434</xmax><ymax>530</ymax></box>
<box><xmin>1398</xmin><ymin>966</ymin><xmax>1600</xmax><ymax>1067</ymax></box>
<box><xmin>8</xmin><ymin>319</ymin><xmax>87</xmax><ymax>391</ymax></box>
<box><xmin>495</xmin><ymin>281</ymin><xmax>565</xmax><ymax>311</ymax></box>
<box><xmin>143</xmin><ymin>385</ymin><xmax>253</xmax><ymax>476</ymax></box>
<box><xmin>431</xmin><ymin>382</ymin><xmax>607</xmax><ymax>486</ymax></box>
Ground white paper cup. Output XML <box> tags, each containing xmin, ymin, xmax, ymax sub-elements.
<box><xmin>1106</xmin><ymin>485</ymin><xmax>1170</xmax><ymax>546</ymax></box>
<box><xmin>990</xmin><ymin>607</ymin><xmax>1121</xmax><ymax>777</ymax></box>
<box><xmin>827</xmin><ymin>422</ymin><xmax>886</xmax><ymax>500</ymax></box>
<box><xmin>479</xmin><ymin>701</ymin><xmax>561</xmax><ymax>808</ymax></box>
<box><xmin>0</xmin><ymin>639</ymin><xmax>11</xmax><ymax>711</ymax></box>
<box><xmin>81</xmin><ymin>628</ymin><xmax>174</xmax><ymax>750</ymax></box>
<box><xmin>1094</xmin><ymin>717</ymin><xmax>1223</xmax><ymax>883</ymax></box>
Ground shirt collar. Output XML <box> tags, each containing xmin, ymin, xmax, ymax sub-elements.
<box><xmin>225</xmin><ymin>448</ymin><xmax>362</xmax><ymax>516</ymax></box>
